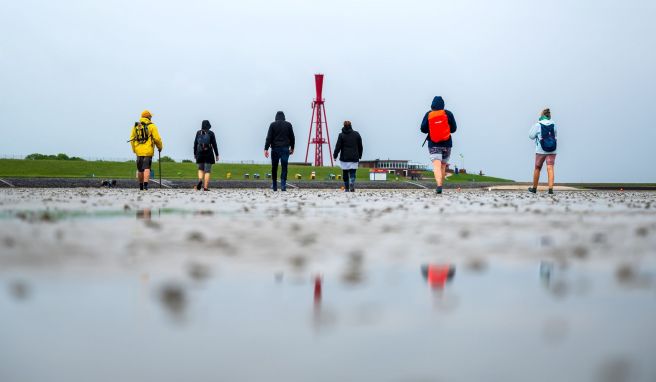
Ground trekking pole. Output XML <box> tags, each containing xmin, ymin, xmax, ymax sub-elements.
<box><xmin>421</xmin><ymin>136</ymin><xmax>428</xmax><ymax>147</ymax></box>
<box><xmin>158</xmin><ymin>150</ymin><xmax>162</xmax><ymax>189</ymax></box>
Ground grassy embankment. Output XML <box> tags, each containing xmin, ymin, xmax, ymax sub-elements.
<box><xmin>0</xmin><ymin>159</ymin><xmax>513</xmax><ymax>182</ymax></box>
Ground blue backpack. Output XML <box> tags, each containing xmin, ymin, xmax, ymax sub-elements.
<box><xmin>196</xmin><ymin>130</ymin><xmax>211</xmax><ymax>153</ymax></box>
<box><xmin>539</xmin><ymin>124</ymin><xmax>557</xmax><ymax>152</ymax></box>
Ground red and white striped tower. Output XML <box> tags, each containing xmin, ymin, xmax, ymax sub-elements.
<box><xmin>305</xmin><ymin>74</ymin><xmax>333</xmax><ymax>166</ymax></box>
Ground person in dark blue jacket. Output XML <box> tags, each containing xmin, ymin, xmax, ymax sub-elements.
<box><xmin>264</xmin><ymin>111</ymin><xmax>295</xmax><ymax>191</ymax></box>
<box><xmin>193</xmin><ymin>120</ymin><xmax>219</xmax><ymax>191</ymax></box>
<box><xmin>420</xmin><ymin>96</ymin><xmax>457</xmax><ymax>194</ymax></box>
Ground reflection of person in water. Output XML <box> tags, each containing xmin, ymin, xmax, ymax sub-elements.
<box><xmin>421</xmin><ymin>264</ymin><xmax>456</xmax><ymax>289</ymax></box>
<box><xmin>136</xmin><ymin>208</ymin><xmax>152</xmax><ymax>221</ymax></box>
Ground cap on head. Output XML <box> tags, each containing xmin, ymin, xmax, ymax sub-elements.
<box><xmin>141</xmin><ymin>110</ymin><xmax>152</xmax><ymax>119</ymax></box>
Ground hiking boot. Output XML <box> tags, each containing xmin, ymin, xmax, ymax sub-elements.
<box><xmin>203</xmin><ymin>187</ymin><xmax>209</xmax><ymax>192</ymax></box>
<box><xmin>196</xmin><ymin>181</ymin><xmax>202</xmax><ymax>191</ymax></box>
<box><xmin>143</xmin><ymin>182</ymin><xmax>149</xmax><ymax>190</ymax></box>
<box><xmin>436</xmin><ymin>186</ymin><xmax>443</xmax><ymax>195</ymax></box>
<box><xmin>548</xmin><ymin>188</ymin><xmax>554</xmax><ymax>194</ymax></box>
<box><xmin>528</xmin><ymin>187</ymin><xmax>537</xmax><ymax>194</ymax></box>
<box><xmin>281</xmin><ymin>181</ymin><xmax>287</xmax><ymax>192</ymax></box>
<box><xmin>349</xmin><ymin>183</ymin><xmax>355</xmax><ymax>192</ymax></box>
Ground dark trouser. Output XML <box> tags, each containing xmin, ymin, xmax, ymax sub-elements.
<box><xmin>271</xmin><ymin>147</ymin><xmax>290</xmax><ymax>190</ymax></box>
<box><xmin>342</xmin><ymin>169</ymin><xmax>356</xmax><ymax>188</ymax></box>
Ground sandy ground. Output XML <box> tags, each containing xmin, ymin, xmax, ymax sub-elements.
<box><xmin>1</xmin><ymin>188</ymin><xmax>653</xmax><ymax>270</ymax></box>
<box><xmin>1</xmin><ymin>188</ymin><xmax>655</xmax><ymax>382</ymax></box>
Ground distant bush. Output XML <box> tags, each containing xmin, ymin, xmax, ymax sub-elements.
<box><xmin>25</xmin><ymin>153</ymin><xmax>85</xmax><ymax>161</ymax></box>
<box><xmin>158</xmin><ymin>156</ymin><xmax>176</xmax><ymax>163</ymax></box>
<box><xmin>181</xmin><ymin>159</ymin><xmax>193</xmax><ymax>163</ymax></box>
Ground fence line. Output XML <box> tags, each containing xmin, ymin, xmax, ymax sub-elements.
<box><xmin>0</xmin><ymin>154</ymin><xmax>279</xmax><ymax>166</ymax></box>
<box><xmin>1</xmin><ymin>154</ymin><xmax>430</xmax><ymax>170</ymax></box>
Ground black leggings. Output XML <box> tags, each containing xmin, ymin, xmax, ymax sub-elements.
<box><xmin>342</xmin><ymin>169</ymin><xmax>356</xmax><ymax>187</ymax></box>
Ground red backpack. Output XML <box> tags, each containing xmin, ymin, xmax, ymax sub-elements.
<box><xmin>428</xmin><ymin>110</ymin><xmax>451</xmax><ymax>143</ymax></box>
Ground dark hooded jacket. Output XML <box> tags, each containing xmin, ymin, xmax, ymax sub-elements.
<box><xmin>264</xmin><ymin>111</ymin><xmax>295</xmax><ymax>150</ymax></box>
<box><xmin>333</xmin><ymin>125</ymin><xmax>363</xmax><ymax>162</ymax></box>
<box><xmin>420</xmin><ymin>96</ymin><xmax>457</xmax><ymax>148</ymax></box>
<box><xmin>194</xmin><ymin>120</ymin><xmax>219</xmax><ymax>164</ymax></box>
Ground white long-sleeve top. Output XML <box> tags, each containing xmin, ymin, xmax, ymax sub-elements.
<box><xmin>529</xmin><ymin>119</ymin><xmax>558</xmax><ymax>154</ymax></box>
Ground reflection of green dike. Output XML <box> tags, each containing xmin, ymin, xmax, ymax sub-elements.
<box><xmin>2</xmin><ymin>208</ymin><xmax>191</xmax><ymax>221</ymax></box>
<box><xmin>0</xmin><ymin>159</ymin><xmax>513</xmax><ymax>182</ymax></box>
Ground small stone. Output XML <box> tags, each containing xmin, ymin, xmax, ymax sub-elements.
<box><xmin>187</xmin><ymin>231</ymin><xmax>205</xmax><ymax>242</ymax></box>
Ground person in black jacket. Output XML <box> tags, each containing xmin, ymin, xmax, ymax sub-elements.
<box><xmin>193</xmin><ymin>120</ymin><xmax>219</xmax><ymax>191</ymax></box>
<box><xmin>420</xmin><ymin>96</ymin><xmax>457</xmax><ymax>194</ymax></box>
<box><xmin>333</xmin><ymin>121</ymin><xmax>363</xmax><ymax>192</ymax></box>
<box><xmin>264</xmin><ymin>111</ymin><xmax>295</xmax><ymax>191</ymax></box>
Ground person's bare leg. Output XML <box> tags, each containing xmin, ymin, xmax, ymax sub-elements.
<box><xmin>432</xmin><ymin>160</ymin><xmax>444</xmax><ymax>187</ymax></box>
<box><xmin>204</xmin><ymin>172</ymin><xmax>211</xmax><ymax>189</ymax></box>
<box><xmin>547</xmin><ymin>165</ymin><xmax>554</xmax><ymax>189</ymax></box>
<box><xmin>533</xmin><ymin>167</ymin><xmax>540</xmax><ymax>189</ymax></box>
<box><xmin>197</xmin><ymin>170</ymin><xmax>204</xmax><ymax>182</ymax></box>
<box><xmin>138</xmin><ymin>172</ymin><xmax>144</xmax><ymax>183</ymax></box>
<box><xmin>144</xmin><ymin>169</ymin><xmax>150</xmax><ymax>183</ymax></box>
<box><xmin>441</xmin><ymin>163</ymin><xmax>448</xmax><ymax>185</ymax></box>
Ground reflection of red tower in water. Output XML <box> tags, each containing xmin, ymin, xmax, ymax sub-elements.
<box><xmin>305</xmin><ymin>74</ymin><xmax>333</xmax><ymax>166</ymax></box>
<box><xmin>313</xmin><ymin>275</ymin><xmax>322</xmax><ymax>303</ymax></box>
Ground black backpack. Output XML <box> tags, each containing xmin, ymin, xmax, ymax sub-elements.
<box><xmin>196</xmin><ymin>130</ymin><xmax>211</xmax><ymax>152</ymax></box>
<box><xmin>134</xmin><ymin>121</ymin><xmax>151</xmax><ymax>144</ymax></box>
<box><xmin>539</xmin><ymin>124</ymin><xmax>557</xmax><ymax>152</ymax></box>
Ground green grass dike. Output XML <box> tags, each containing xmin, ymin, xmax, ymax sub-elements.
<box><xmin>0</xmin><ymin>158</ymin><xmax>513</xmax><ymax>183</ymax></box>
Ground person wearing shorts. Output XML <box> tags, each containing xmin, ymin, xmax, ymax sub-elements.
<box><xmin>136</xmin><ymin>156</ymin><xmax>153</xmax><ymax>173</ymax></box>
<box><xmin>193</xmin><ymin>120</ymin><xmax>219</xmax><ymax>191</ymax></box>
<box><xmin>528</xmin><ymin>108</ymin><xmax>558</xmax><ymax>194</ymax></box>
<box><xmin>129</xmin><ymin>110</ymin><xmax>163</xmax><ymax>190</ymax></box>
<box><xmin>420</xmin><ymin>96</ymin><xmax>457</xmax><ymax>194</ymax></box>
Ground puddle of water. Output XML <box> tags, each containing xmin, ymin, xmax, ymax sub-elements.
<box><xmin>0</xmin><ymin>208</ymin><xmax>213</xmax><ymax>222</ymax></box>
<box><xmin>1</xmin><ymin>260</ymin><xmax>655</xmax><ymax>382</ymax></box>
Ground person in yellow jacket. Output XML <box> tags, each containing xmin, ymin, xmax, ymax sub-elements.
<box><xmin>129</xmin><ymin>110</ymin><xmax>163</xmax><ymax>190</ymax></box>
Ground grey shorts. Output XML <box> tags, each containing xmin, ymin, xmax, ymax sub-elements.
<box><xmin>429</xmin><ymin>146</ymin><xmax>451</xmax><ymax>163</ymax></box>
<box><xmin>197</xmin><ymin>163</ymin><xmax>213</xmax><ymax>173</ymax></box>
<box><xmin>136</xmin><ymin>156</ymin><xmax>152</xmax><ymax>172</ymax></box>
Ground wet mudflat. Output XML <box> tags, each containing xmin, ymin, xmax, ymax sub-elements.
<box><xmin>0</xmin><ymin>188</ymin><xmax>655</xmax><ymax>382</ymax></box>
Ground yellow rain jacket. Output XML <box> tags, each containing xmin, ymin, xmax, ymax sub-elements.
<box><xmin>130</xmin><ymin>117</ymin><xmax>163</xmax><ymax>157</ymax></box>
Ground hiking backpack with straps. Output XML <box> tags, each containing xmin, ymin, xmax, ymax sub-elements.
<box><xmin>196</xmin><ymin>129</ymin><xmax>211</xmax><ymax>153</ymax></box>
<box><xmin>539</xmin><ymin>123</ymin><xmax>557</xmax><ymax>152</ymax></box>
<box><xmin>428</xmin><ymin>110</ymin><xmax>451</xmax><ymax>143</ymax></box>
<box><xmin>133</xmin><ymin>121</ymin><xmax>151</xmax><ymax>144</ymax></box>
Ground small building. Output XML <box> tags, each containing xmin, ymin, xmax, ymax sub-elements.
<box><xmin>360</xmin><ymin>159</ymin><xmax>429</xmax><ymax>178</ymax></box>
<box><xmin>369</xmin><ymin>169</ymin><xmax>387</xmax><ymax>181</ymax></box>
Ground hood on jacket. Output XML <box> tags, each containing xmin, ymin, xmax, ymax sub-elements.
<box><xmin>275</xmin><ymin>111</ymin><xmax>286</xmax><ymax>121</ymax></box>
<box><xmin>539</xmin><ymin>118</ymin><xmax>554</xmax><ymax>126</ymax></box>
<box><xmin>431</xmin><ymin>96</ymin><xmax>445</xmax><ymax>111</ymax></box>
<box><xmin>201</xmin><ymin>120</ymin><xmax>211</xmax><ymax>130</ymax></box>
<box><xmin>139</xmin><ymin>117</ymin><xmax>152</xmax><ymax>125</ymax></box>
<box><xmin>341</xmin><ymin>125</ymin><xmax>353</xmax><ymax>134</ymax></box>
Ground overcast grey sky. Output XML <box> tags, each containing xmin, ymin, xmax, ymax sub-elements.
<box><xmin>1</xmin><ymin>0</ymin><xmax>654</xmax><ymax>182</ymax></box>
